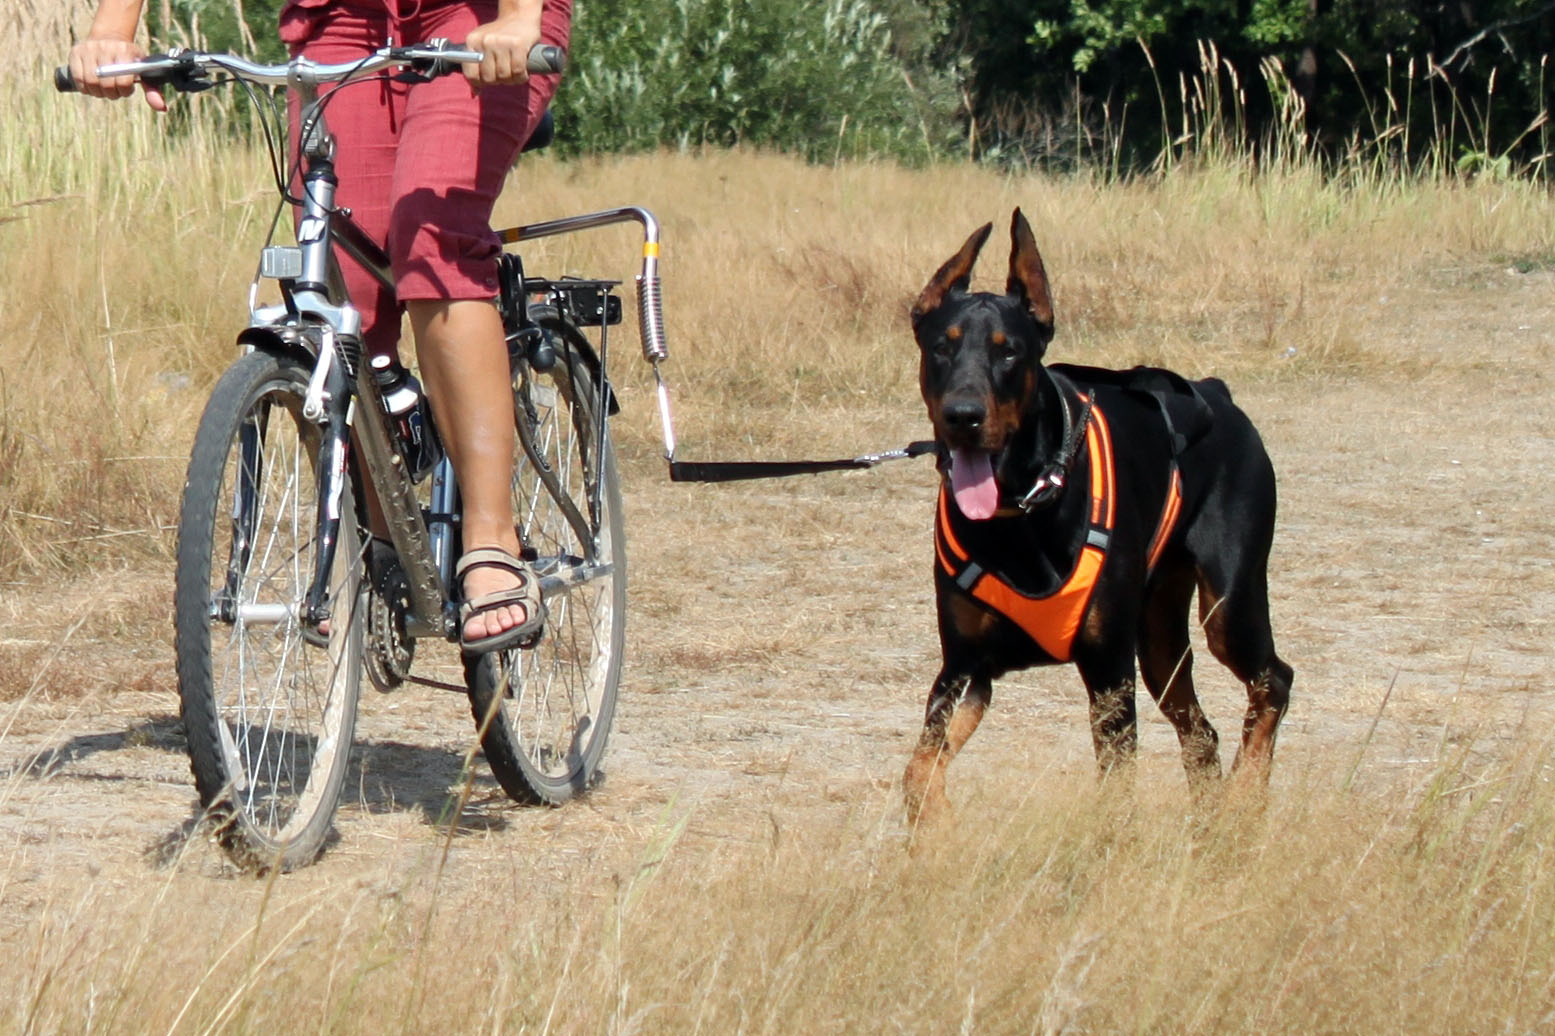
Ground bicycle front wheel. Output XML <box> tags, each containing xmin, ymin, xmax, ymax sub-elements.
<box><xmin>466</xmin><ymin>318</ymin><xmax>626</xmax><ymax>804</ymax></box>
<box><xmin>174</xmin><ymin>350</ymin><xmax>365</xmax><ymax>871</ymax></box>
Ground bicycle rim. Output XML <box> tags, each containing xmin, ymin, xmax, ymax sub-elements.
<box><xmin>467</xmin><ymin>330</ymin><xmax>626</xmax><ymax>804</ymax></box>
<box><xmin>174</xmin><ymin>351</ymin><xmax>364</xmax><ymax>870</ymax></box>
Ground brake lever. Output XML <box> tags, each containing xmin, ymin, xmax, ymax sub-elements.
<box><xmin>154</xmin><ymin>50</ymin><xmax>215</xmax><ymax>92</ymax></box>
<box><xmin>55</xmin><ymin>50</ymin><xmax>212</xmax><ymax>94</ymax></box>
<box><xmin>147</xmin><ymin>68</ymin><xmax>215</xmax><ymax>93</ymax></box>
<box><xmin>392</xmin><ymin>37</ymin><xmax>454</xmax><ymax>83</ymax></box>
<box><xmin>390</xmin><ymin>40</ymin><xmax>565</xmax><ymax>83</ymax></box>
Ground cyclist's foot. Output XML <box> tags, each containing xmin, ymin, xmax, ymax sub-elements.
<box><xmin>457</xmin><ymin>546</ymin><xmax>544</xmax><ymax>653</ymax></box>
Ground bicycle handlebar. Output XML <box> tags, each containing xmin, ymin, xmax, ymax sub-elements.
<box><xmin>54</xmin><ymin>41</ymin><xmax>565</xmax><ymax>93</ymax></box>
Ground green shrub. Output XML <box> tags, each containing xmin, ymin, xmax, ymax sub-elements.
<box><xmin>552</xmin><ymin>0</ymin><xmax>960</xmax><ymax>162</ymax></box>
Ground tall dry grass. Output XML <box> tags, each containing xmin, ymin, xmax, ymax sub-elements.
<box><xmin>6</xmin><ymin>738</ymin><xmax>1555</xmax><ymax>1032</ymax></box>
<box><xmin>3</xmin><ymin>1</ymin><xmax>97</xmax><ymax>76</ymax></box>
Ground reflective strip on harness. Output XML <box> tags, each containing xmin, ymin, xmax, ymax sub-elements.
<box><xmin>1145</xmin><ymin>466</ymin><xmax>1183</xmax><ymax>572</ymax></box>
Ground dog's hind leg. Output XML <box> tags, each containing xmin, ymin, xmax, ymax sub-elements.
<box><xmin>1197</xmin><ymin>567</ymin><xmax>1293</xmax><ymax>783</ymax></box>
<box><xmin>903</xmin><ymin>670</ymin><xmax>989</xmax><ymax>837</ymax></box>
<box><xmin>1138</xmin><ymin>564</ymin><xmax>1222</xmax><ymax>787</ymax></box>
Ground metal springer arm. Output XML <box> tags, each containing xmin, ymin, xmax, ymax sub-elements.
<box><xmin>498</xmin><ymin>207</ymin><xmax>932</xmax><ymax>484</ymax></box>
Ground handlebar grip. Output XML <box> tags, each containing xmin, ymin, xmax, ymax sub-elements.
<box><xmin>54</xmin><ymin>66</ymin><xmax>79</xmax><ymax>93</ymax></box>
<box><xmin>527</xmin><ymin>44</ymin><xmax>566</xmax><ymax>75</ymax></box>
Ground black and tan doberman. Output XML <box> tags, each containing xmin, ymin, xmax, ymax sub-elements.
<box><xmin>903</xmin><ymin>209</ymin><xmax>1293</xmax><ymax>831</ymax></box>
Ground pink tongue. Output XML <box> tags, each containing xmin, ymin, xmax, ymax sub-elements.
<box><xmin>950</xmin><ymin>449</ymin><xmax>998</xmax><ymax>520</ymax></box>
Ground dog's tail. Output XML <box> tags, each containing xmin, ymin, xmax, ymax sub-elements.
<box><xmin>1196</xmin><ymin>376</ymin><xmax>1233</xmax><ymax>403</ymax></box>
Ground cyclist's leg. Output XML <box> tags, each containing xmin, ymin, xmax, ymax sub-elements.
<box><xmin>280</xmin><ymin>0</ymin><xmax>406</xmax><ymax>361</ymax></box>
<box><xmin>390</xmin><ymin>0</ymin><xmax>568</xmax><ymax>644</ymax></box>
<box><xmin>407</xmin><ymin>299</ymin><xmax>526</xmax><ymax>643</ymax></box>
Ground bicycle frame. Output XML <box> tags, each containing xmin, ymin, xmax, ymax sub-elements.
<box><xmin>230</xmin><ymin>57</ymin><xmax>674</xmax><ymax>643</ymax></box>
<box><xmin>231</xmin><ymin>65</ymin><xmax>451</xmax><ymax>638</ymax></box>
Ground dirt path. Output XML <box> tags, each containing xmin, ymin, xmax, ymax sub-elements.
<box><xmin>2</xmin><ymin>265</ymin><xmax>1553</xmax><ymax>910</ymax></box>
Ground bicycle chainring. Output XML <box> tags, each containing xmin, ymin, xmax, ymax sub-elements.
<box><xmin>365</xmin><ymin>541</ymin><xmax>415</xmax><ymax>692</ymax></box>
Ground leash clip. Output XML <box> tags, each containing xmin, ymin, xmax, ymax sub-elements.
<box><xmin>1014</xmin><ymin>378</ymin><xmax>1092</xmax><ymax>513</ymax></box>
<box><xmin>1017</xmin><ymin>469</ymin><xmax>1065</xmax><ymax>512</ymax></box>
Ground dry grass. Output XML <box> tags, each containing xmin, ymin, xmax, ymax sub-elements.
<box><xmin>5</xmin><ymin>31</ymin><xmax>1555</xmax><ymax>1035</ymax></box>
<box><xmin>3</xmin><ymin>1</ymin><xmax>97</xmax><ymax>75</ymax></box>
<box><xmin>5</xmin><ymin>742</ymin><xmax>1555</xmax><ymax>1033</ymax></box>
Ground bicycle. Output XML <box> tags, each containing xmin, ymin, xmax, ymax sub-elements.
<box><xmin>56</xmin><ymin>41</ymin><xmax>670</xmax><ymax>870</ymax></box>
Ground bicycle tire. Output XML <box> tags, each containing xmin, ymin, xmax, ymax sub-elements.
<box><xmin>465</xmin><ymin>316</ymin><xmax>626</xmax><ymax>805</ymax></box>
<box><xmin>174</xmin><ymin>350</ymin><xmax>365</xmax><ymax>871</ymax></box>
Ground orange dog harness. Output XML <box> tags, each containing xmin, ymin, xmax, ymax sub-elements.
<box><xmin>934</xmin><ymin>400</ymin><xmax>1182</xmax><ymax>662</ymax></box>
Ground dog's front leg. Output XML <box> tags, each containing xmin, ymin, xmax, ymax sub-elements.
<box><xmin>903</xmin><ymin>670</ymin><xmax>989</xmax><ymax>840</ymax></box>
<box><xmin>1076</xmin><ymin>662</ymin><xmax>1139</xmax><ymax>777</ymax></box>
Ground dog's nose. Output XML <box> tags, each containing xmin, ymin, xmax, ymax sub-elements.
<box><xmin>941</xmin><ymin>399</ymin><xmax>986</xmax><ymax>431</ymax></box>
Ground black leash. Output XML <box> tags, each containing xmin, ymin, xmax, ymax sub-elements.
<box><xmin>667</xmin><ymin>440</ymin><xmax>938</xmax><ymax>483</ymax></box>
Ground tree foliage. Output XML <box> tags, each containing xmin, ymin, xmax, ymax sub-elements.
<box><xmin>149</xmin><ymin>0</ymin><xmax>288</xmax><ymax>63</ymax></box>
<box><xmin>146</xmin><ymin>0</ymin><xmax>1555</xmax><ymax>172</ymax></box>
<box><xmin>945</xmin><ymin>0</ymin><xmax>1555</xmax><ymax>170</ymax></box>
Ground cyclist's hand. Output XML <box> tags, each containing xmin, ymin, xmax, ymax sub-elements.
<box><xmin>68</xmin><ymin>36</ymin><xmax>167</xmax><ymax>111</ymax></box>
<box><xmin>463</xmin><ymin>8</ymin><xmax>542</xmax><ymax>88</ymax></box>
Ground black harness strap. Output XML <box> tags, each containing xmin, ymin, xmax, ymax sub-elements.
<box><xmin>667</xmin><ymin>440</ymin><xmax>937</xmax><ymax>483</ymax></box>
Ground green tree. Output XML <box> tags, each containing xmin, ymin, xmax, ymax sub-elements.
<box><xmin>941</xmin><ymin>0</ymin><xmax>1555</xmax><ymax>171</ymax></box>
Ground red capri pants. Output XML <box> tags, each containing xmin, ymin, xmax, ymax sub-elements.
<box><xmin>279</xmin><ymin>0</ymin><xmax>571</xmax><ymax>356</ymax></box>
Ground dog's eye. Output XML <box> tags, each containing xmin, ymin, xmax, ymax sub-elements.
<box><xmin>997</xmin><ymin>341</ymin><xmax>1023</xmax><ymax>364</ymax></box>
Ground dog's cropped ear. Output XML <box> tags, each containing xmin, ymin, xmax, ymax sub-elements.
<box><xmin>912</xmin><ymin>221</ymin><xmax>992</xmax><ymax>329</ymax></box>
<box><xmin>1006</xmin><ymin>209</ymin><xmax>1055</xmax><ymax>339</ymax></box>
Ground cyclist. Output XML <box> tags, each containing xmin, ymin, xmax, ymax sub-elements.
<box><xmin>68</xmin><ymin>0</ymin><xmax>571</xmax><ymax>653</ymax></box>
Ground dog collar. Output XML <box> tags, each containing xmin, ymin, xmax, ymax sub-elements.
<box><xmin>1013</xmin><ymin>375</ymin><xmax>1092</xmax><ymax>513</ymax></box>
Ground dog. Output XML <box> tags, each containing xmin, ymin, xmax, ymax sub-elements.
<box><xmin>902</xmin><ymin>209</ymin><xmax>1293</xmax><ymax>830</ymax></box>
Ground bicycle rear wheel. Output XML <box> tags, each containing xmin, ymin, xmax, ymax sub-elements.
<box><xmin>174</xmin><ymin>350</ymin><xmax>365</xmax><ymax>870</ymax></box>
<box><xmin>466</xmin><ymin>317</ymin><xmax>626</xmax><ymax>804</ymax></box>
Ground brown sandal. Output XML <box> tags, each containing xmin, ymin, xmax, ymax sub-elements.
<box><xmin>456</xmin><ymin>547</ymin><xmax>544</xmax><ymax>654</ymax></box>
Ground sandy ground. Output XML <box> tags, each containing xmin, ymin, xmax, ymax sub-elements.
<box><xmin>2</xmin><ymin>263</ymin><xmax>1553</xmax><ymax>908</ymax></box>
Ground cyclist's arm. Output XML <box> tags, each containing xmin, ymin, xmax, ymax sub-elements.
<box><xmin>463</xmin><ymin>0</ymin><xmax>546</xmax><ymax>87</ymax></box>
<box><xmin>68</xmin><ymin>0</ymin><xmax>166</xmax><ymax>110</ymax></box>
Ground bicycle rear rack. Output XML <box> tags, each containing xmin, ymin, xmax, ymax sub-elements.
<box><xmin>497</xmin><ymin>206</ymin><xmax>682</xmax><ymax>466</ymax></box>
